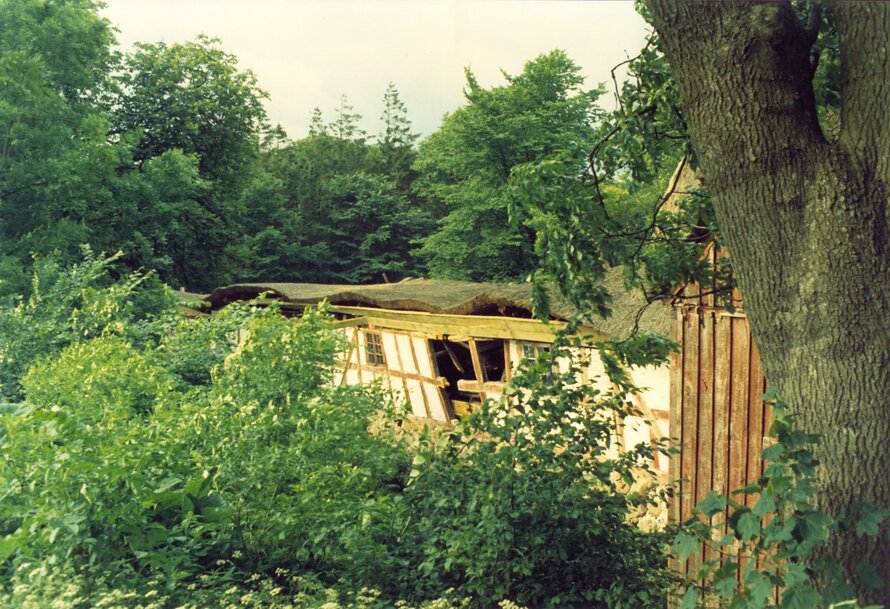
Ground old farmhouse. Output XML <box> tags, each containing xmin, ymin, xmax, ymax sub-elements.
<box><xmin>202</xmin><ymin>269</ymin><xmax>675</xmax><ymax>472</ymax></box>
<box><xmin>196</xmin><ymin>163</ymin><xmax>771</xmax><ymax>587</ymax></box>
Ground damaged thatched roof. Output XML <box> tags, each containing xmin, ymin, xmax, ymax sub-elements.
<box><xmin>204</xmin><ymin>267</ymin><xmax>673</xmax><ymax>340</ymax></box>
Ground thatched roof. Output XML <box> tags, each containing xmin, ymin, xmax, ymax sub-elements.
<box><xmin>204</xmin><ymin>267</ymin><xmax>673</xmax><ymax>340</ymax></box>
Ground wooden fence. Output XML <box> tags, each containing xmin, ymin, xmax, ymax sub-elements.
<box><xmin>668</xmin><ymin>303</ymin><xmax>771</xmax><ymax>590</ymax></box>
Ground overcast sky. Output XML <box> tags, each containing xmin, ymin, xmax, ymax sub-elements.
<box><xmin>101</xmin><ymin>1</ymin><xmax>651</xmax><ymax>140</ymax></box>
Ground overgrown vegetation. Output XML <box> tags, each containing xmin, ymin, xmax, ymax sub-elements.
<box><xmin>3</xmin><ymin>1</ymin><xmax>886</xmax><ymax>607</ymax></box>
<box><xmin>0</xmin><ymin>255</ymin><xmax>673</xmax><ymax>608</ymax></box>
<box><xmin>3</xmin><ymin>254</ymin><xmax>883</xmax><ymax>608</ymax></box>
<box><xmin>671</xmin><ymin>392</ymin><xmax>888</xmax><ymax>609</ymax></box>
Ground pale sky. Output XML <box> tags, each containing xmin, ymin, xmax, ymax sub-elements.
<box><xmin>101</xmin><ymin>1</ymin><xmax>651</xmax><ymax>140</ymax></box>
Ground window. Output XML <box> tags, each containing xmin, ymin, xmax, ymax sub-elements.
<box><xmin>364</xmin><ymin>331</ymin><xmax>386</xmax><ymax>366</ymax></box>
<box><xmin>521</xmin><ymin>343</ymin><xmax>550</xmax><ymax>361</ymax></box>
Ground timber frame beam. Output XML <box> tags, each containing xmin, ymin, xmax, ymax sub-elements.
<box><xmin>327</xmin><ymin>305</ymin><xmax>607</xmax><ymax>344</ymax></box>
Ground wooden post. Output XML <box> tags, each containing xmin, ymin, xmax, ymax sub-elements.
<box><xmin>390</xmin><ymin>332</ymin><xmax>411</xmax><ymax>405</ymax></box>
<box><xmin>728</xmin><ymin>315</ymin><xmax>751</xmax><ymax>581</ymax></box>
<box><xmin>697</xmin><ymin>311</ymin><xmax>716</xmax><ymax>564</ymax></box>
<box><xmin>468</xmin><ymin>339</ymin><xmax>487</xmax><ymax>402</ymax></box>
<box><xmin>407</xmin><ymin>335</ymin><xmax>433</xmax><ymax>420</ymax></box>
<box><xmin>681</xmin><ymin>308</ymin><xmax>701</xmax><ymax>580</ymax></box>
<box><xmin>339</xmin><ymin>332</ymin><xmax>356</xmax><ymax>386</ymax></box>
<box><xmin>353</xmin><ymin>327</ymin><xmax>364</xmax><ymax>384</ymax></box>
<box><xmin>503</xmin><ymin>341</ymin><xmax>512</xmax><ymax>381</ymax></box>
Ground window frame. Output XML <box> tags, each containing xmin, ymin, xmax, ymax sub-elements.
<box><xmin>520</xmin><ymin>341</ymin><xmax>551</xmax><ymax>361</ymax></box>
<box><xmin>363</xmin><ymin>330</ymin><xmax>386</xmax><ymax>367</ymax></box>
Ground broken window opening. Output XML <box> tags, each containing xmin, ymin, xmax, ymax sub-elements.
<box><xmin>474</xmin><ymin>339</ymin><xmax>507</xmax><ymax>382</ymax></box>
<box><xmin>429</xmin><ymin>338</ymin><xmax>507</xmax><ymax>419</ymax></box>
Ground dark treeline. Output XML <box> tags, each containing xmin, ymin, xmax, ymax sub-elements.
<box><xmin>0</xmin><ymin>0</ymin><xmax>610</xmax><ymax>293</ymax></box>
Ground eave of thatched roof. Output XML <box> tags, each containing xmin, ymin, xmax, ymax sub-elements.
<box><xmin>203</xmin><ymin>267</ymin><xmax>674</xmax><ymax>341</ymax></box>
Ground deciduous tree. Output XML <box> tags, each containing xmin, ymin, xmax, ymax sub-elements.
<box><xmin>645</xmin><ymin>1</ymin><xmax>890</xmax><ymax>601</ymax></box>
<box><xmin>112</xmin><ymin>35</ymin><xmax>268</xmax><ymax>193</ymax></box>
<box><xmin>415</xmin><ymin>50</ymin><xmax>602</xmax><ymax>281</ymax></box>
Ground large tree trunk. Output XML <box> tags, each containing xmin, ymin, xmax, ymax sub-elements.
<box><xmin>647</xmin><ymin>1</ymin><xmax>890</xmax><ymax>603</ymax></box>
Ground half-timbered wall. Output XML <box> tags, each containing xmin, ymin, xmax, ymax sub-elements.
<box><xmin>339</xmin><ymin>327</ymin><xmax>453</xmax><ymax>422</ymax></box>
<box><xmin>337</xmin><ymin>325</ymin><xmax>672</xmax><ymax>475</ymax></box>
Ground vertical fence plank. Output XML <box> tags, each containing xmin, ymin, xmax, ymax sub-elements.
<box><xmin>681</xmin><ymin>309</ymin><xmax>701</xmax><ymax>581</ymax></box>
<box><xmin>697</xmin><ymin>311</ymin><xmax>716</xmax><ymax>568</ymax></box>
<box><xmin>712</xmin><ymin>313</ymin><xmax>733</xmax><ymax>578</ymax></box>
<box><xmin>729</xmin><ymin>316</ymin><xmax>751</xmax><ymax>581</ymax></box>
<box><xmin>669</xmin><ymin>308</ymin><xmax>685</xmax><ymax>579</ymax></box>
<box><xmin>747</xmin><ymin>339</ymin><xmax>766</xmax><ymax>508</ymax></box>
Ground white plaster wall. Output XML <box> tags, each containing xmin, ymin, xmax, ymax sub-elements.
<box><xmin>337</xmin><ymin>331</ymin><xmax>671</xmax><ymax>473</ymax></box>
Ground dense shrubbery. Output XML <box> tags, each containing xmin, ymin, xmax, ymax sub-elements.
<box><xmin>400</xmin><ymin>342</ymin><xmax>672</xmax><ymax>608</ymax></box>
<box><xmin>3</xmin><ymin>259</ymin><xmax>880</xmax><ymax>609</ymax></box>
<box><xmin>0</xmin><ymin>255</ymin><xmax>672</xmax><ymax>608</ymax></box>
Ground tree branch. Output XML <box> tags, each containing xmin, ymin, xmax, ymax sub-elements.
<box><xmin>646</xmin><ymin>0</ymin><xmax>828</xmax><ymax>322</ymax></box>
<box><xmin>835</xmin><ymin>4</ymin><xmax>890</xmax><ymax>185</ymax></box>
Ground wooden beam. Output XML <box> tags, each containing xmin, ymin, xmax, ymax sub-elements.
<box><xmin>353</xmin><ymin>327</ymin><xmax>363</xmax><ymax>384</ymax></box>
<box><xmin>407</xmin><ymin>335</ymin><xmax>433</xmax><ymax>420</ymax></box>
<box><xmin>456</xmin><ymin>379</ymin><xmax>507</xmax><ymax>394</ymax></box>
<box><xmin>447</xmin><ymin>335</ymin><xmax>472</xmax><ymax>343</ymax></box>
<box><xmin>339</xmin><ymin>334</ymin><xmax>356</xmax><ymax>386</ymax></box>
<box><xmin>327</xmin><ymin>305</ymin><xmax>608</xmax><ymax>344</ymax></box>
<box><xmin>425</xmin><ymin>337</ymin><xmax>456</xmax><ymax>421</ymax></box>
<box><xmin>342</xmin><ymin>363</ymin><xmax>447</xmax><ymax>388</ymax></box>
<box><xmin>331</xmin><ymin>316</ymin><xmax>369</xmax><ymax>329</ymax></box>
<box><xmin>502</xmin><ymin>342</ymin><xmax>512</xmax><ymax>381</ymax></box>
<box><xmin>441</xmin><ymin>341</ymin><xmax>465</xmax><ymax>373</ymax></box>
<box><xmin>468</xmin><ymin>339</ymin><xmax>487</xmax><ymax>402</ymax></box>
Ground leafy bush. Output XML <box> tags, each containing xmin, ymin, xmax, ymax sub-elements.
<box><xmin>399</xmin><ymin>337</ymin><xmax>674</xmax><ymax>609</ymax></box>
<box><xmin>0</xmin><ymin>259</ymin><xmax>412</xmax><ymax>604</ymax></box>
<box><xmin>0</xmin><ymin>562</ymin><xmax>479</xmax><ymax>609</ymax></box>
<box><xmin>0</xmin><ymin>248</ymin><xmax>174</xmax><ymax>401</ymax></box>
<box><xmin>183</xmin><ymin>306</ymin><xmax>412</xmax><ymax>582</ymax></box>
<box><xmin>673</xmin><ymin>391</ymin><xmax>889</xmax><ymax>609</ymax></box>
<box><xmin>0</xmin><ymin>255</ymin><xmax>676</xmax><ymax>608</ymax></box>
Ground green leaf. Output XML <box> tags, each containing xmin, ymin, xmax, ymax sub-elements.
<box><xmin>679</xmin><ymin>588</ymin><xmax>698</xmax><ymax>609</ymax></box>
<box><xmin>715</xmin><ymin>575</ymin><xmax>737</xmax><ymax>598</ymax></box>
<box><xmin>783</xmin><ymin>562</ymin><xmax>809</xmax><ymax>587</ymax></box>
<box><xmin>856</xmin><ymin>563</ymin><xmax>886</xmax><ymax>591</ymax></box>
<box><xmin>0</xmin><ymin>530</ymin><xmax>24</xmax><ymax>562</ymax></box>
<box><xmin>735</xmin><ymin>483</ymin><xmax>763</xmax><ymax>496</ymax></box>
<box><xmin>746</xmin><ymin>570</ymin><xmax>774</xmax><ymax>607</ymax></box>
<box><xmin>762</xmin><ymin>443</ymin><xmax>786</xmax><ymax>461</ymax></box>
<box><xmin>699</xmin><ymin>490</ymin><xmax>728</xmax><ymax>516</ymax></box>
<box><xmin>781</xmin><ymin>584</ymin><xmax>823</xmax><ymax>609</ymax></box>
<box><xmin>855</xmin><ymin>505</ymin><xmax>890</xmax><ymax>538</ymax></box>
<box><xmin>672</xmin><ymin>532</ymin><xmax>700</xmax><ymax>561</ymax></box>
<box><xmin>736</xmin><ymin>511</ymin><xmax>761</xmax><ymax>542</ymax></box>
<box><xmin>752</xmin><ymin>494</ymin><xmax>777</xmax><ymax>518</ymax></box>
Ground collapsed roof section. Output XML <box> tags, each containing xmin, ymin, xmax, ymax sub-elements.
<box><xmin>201</xmin><ymin>266</ymin><xmax>673</xmax><ymax>341</ymax></box>
<box><xmin>206</xmin><ymin>278</ymin><xmax>552</xmax><ymax>318</ymax></box>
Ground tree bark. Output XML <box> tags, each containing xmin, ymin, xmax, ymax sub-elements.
<box><xmin>647</xmin><ymin>1</ymin><xmax>890</xmax><ymax>603</ymax></box>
